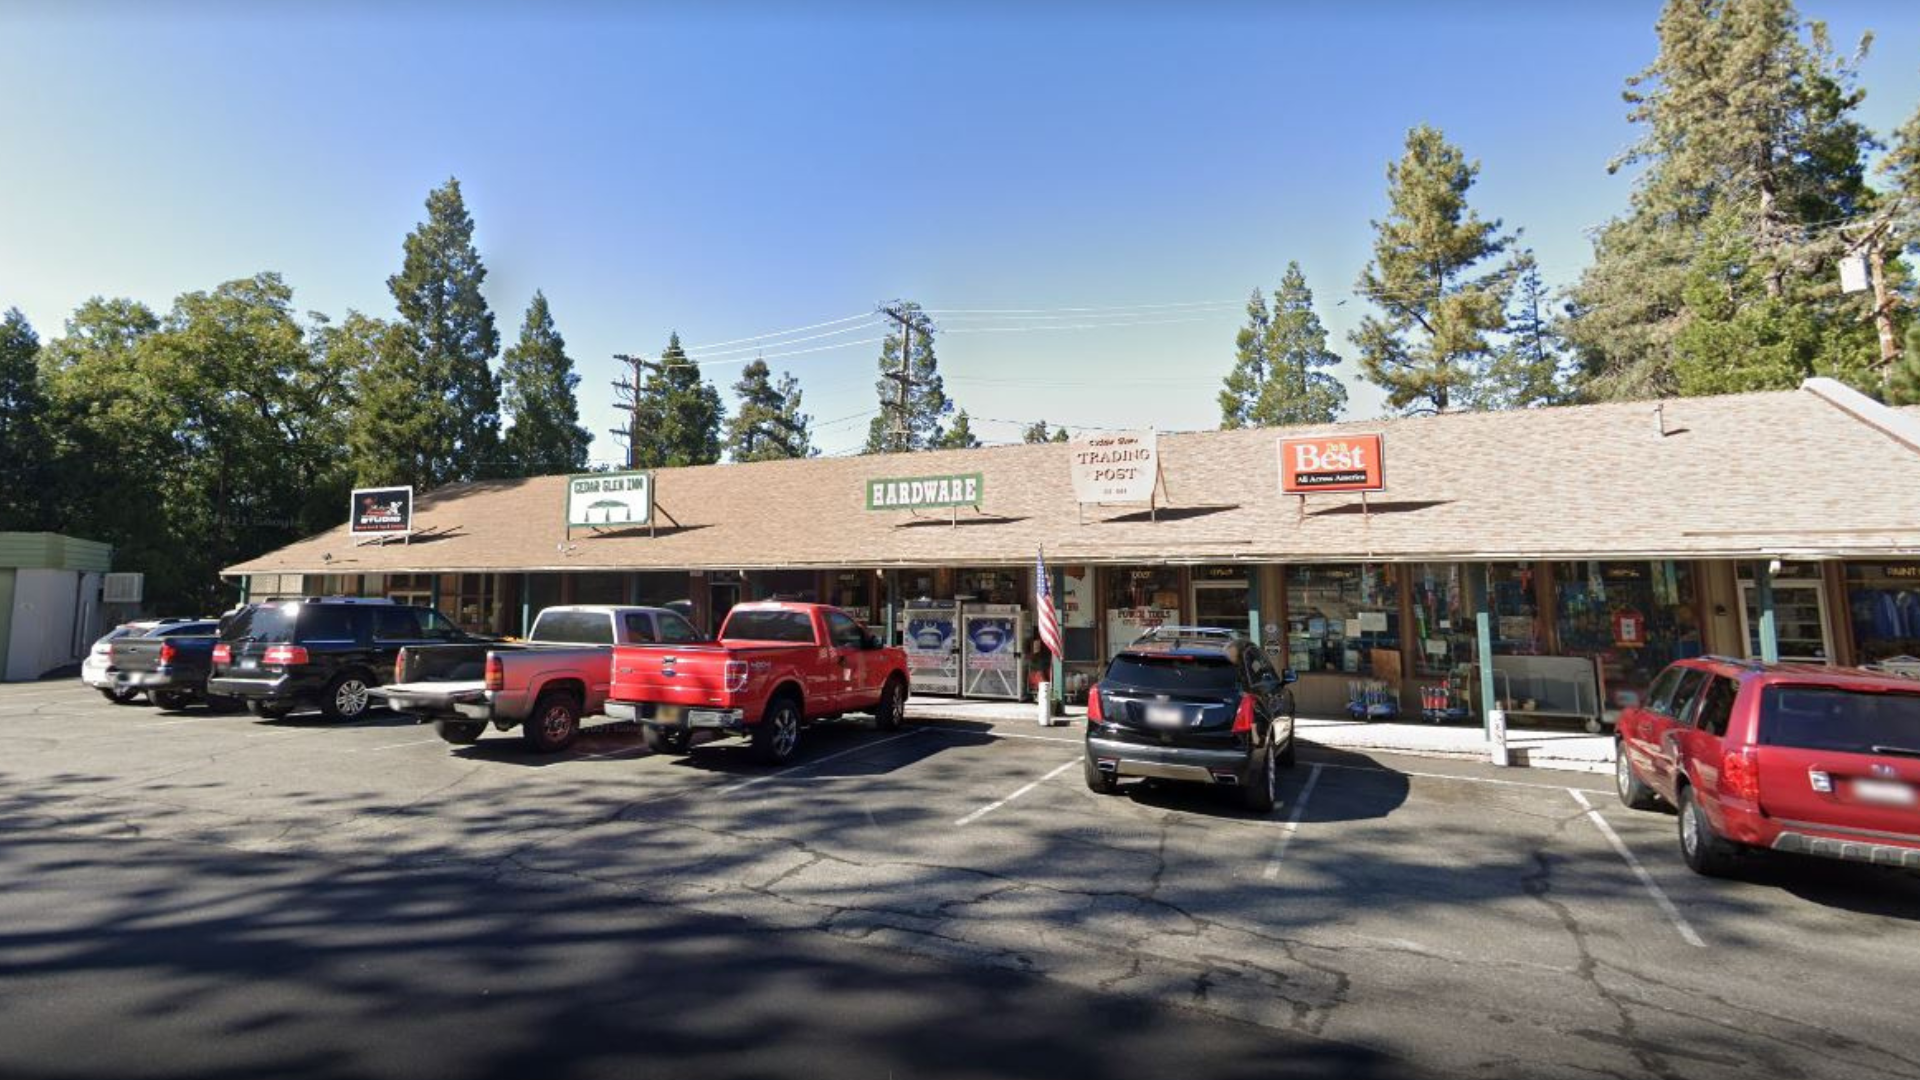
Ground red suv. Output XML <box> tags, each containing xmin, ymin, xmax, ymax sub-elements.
<box><xmin>1615</xmin><ymin>656</ymin><xmax>1920</xmax><ymax>876</ymax></box>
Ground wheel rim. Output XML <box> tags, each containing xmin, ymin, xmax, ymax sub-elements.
<box><xmin>1616</xmin><ymin>753</ymin><xmax>1632</xmax><ymax>796</ymax></box>
<box><xmin>336</xmin><ymin>680</ymin><xmax>368</xmax><ymax>716</ymax></box>
<box><xmin>1262</xmin><ymin>742</ymin><xmax>1276</xmax><ymax>803</ymax></box>
<box><xmin>541</xmin><ymin>705</ymin><xmax>574</xmax><ymax>742</ymax></box>
<box><xmin>773</xmin><ymin>707</ymin><xmax>799</xmax><ymax>757</ymax></box>
<box><xmin>889</xmin><ymin>683</ymin><xmax>904</xmax><ymax>720</ymax></box>
<box><xmin>1681</xmin><ymin>799</ymin><xmax>1700</xmax><ymax>856</ymax></box>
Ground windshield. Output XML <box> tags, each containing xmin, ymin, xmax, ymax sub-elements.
<box><xmin>1104</xmin><ymin>654</ymin><xmax>1240</xmax><ymax>694</ymax></box>
<box><xmin>1758</xmin><ymin>684</ymin><xmax>1920</xmax><ymax>754</ymax></box>
<box><xmin>220</xmin><ymin>603</ymin><xmax>298</xmax><ymax>644</ymax></box>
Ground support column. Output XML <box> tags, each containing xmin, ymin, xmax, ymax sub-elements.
<box><xmin>1473</xmin><ymin>566</ymin><xmax>1497</xmax><ymax>736</ymax></box>
<box><xmin>430</xmin><ymin>575</ymin><xmax>442</xmax><ymax>615</ymax></box>
<box><xmin>884</xmin><ymin>570</ymin><xmax>899</xmax><ymax>647</ymax></box>
<box><xmin>1756</xmin><ymin>560</ymin><xmax>1780</xmax><ymax>663</ymax></box>
<box><xmin>521</xmin><ymin>573</ymin><xmax>532</xmax><ymax>637</ymax></box>
<box><xmin>1245</xmin><ymin>565</ymin><xmax>1263</xmax><ymax>647</ymax></box>
<box><xmin>1053</xmin><ymin>562</ymin><xmax>1067</xmax><ymax>706</ymax></box>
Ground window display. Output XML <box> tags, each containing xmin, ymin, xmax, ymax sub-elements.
<box><xmin>1486</xmin><ymin>563</ymin><xmax>1543</xmax><ymax>654</ymax></box>
<box><xmin>1105</xmin><ymin>565</ymin><xmax>1181</xmax><ymax>657</ymax></box>
<box><xmin>1847</xmin><ymin>563</ymin><xmax>1920</xmax><ymax>664</ymax></box>
<box><xmin>1553</xmin><ymin>560</ymin><xmax>1698</xmax><ymax>713</ymax></box>
<box><xmin>955</xmin><ymin>568</ymin><xmax>1019</xmax><ymax>606</ymax></box>
<box><xmin>1408</xmin><ymin>563</ymin><xmax>1473</xmax><ymax>677</ymax></box>
<box><xmin>1286</xmin><ymin>564</ymin><xmax>1401</xmax><ymax>676</ymax></box>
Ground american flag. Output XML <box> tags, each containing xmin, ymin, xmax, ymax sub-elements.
<box><xmin>1035</xmin><ymin>548</ymin><xmax>1064</xmax><ymax>659</ymax></box>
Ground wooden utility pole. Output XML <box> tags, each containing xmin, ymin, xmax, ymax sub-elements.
<box><xmin>610</xmin><ymin>352</ymin><xmax>664</xmax><ymax>469</ymax></box>
<box><xmin>1867</xmin><ymin>230</ymin><xmax>1901</xmax><ymax>391</ymax></box>
<box><xmin>879</xmin><ymin>306</ymin><xmax>916</xmax><ymax>453</ymax></box>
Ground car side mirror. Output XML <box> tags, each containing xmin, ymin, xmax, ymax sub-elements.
<box><xmin>864</xmin><ymin>633</ymin><xmax>883</xmax><ymax>650</ymax></box>
<box><xmin>1281</xmin><ymin>668</ymin><xmax>1298</xmax><ymax>685</ymax></box>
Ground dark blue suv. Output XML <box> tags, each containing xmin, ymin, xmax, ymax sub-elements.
<box><xmin>1084</xmin><ymin>627</ymin><xmax>1298</xmax><ymax>812</ymax></box>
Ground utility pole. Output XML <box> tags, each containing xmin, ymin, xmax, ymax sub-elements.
<box><xmin>1844</xmin><ymin>203</ymin><xmax>1905</xmax><ymax>392</ymax></box>
<box><xmin>611</xmin><ymin>351</ymin><xmax>663</xmax><ymax>469</ymax></box>
<box><xmin>879</xmin><ymin>305</ymin><xmax>916</xmax><ymax>453</ymax></box>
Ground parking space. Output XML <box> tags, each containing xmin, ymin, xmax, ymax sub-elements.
<box><xmin>7</xmin><ymin>680</ymin><xmax>1920</xmax><ymax>1079</ymax></box>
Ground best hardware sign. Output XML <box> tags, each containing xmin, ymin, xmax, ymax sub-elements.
<box><xmin>1278</xmin><ymin>434</ymin><xmax>1385</xmax><ymax>494</ymax></box>
<box><xmin>1070</xmin><ymin>430</ymin><xmax>1158</xmax><ymax>503</ymax></box>
<box><xmin>567</xmin><ymin>471</ymin><xmax>653</xmax><ymax>527</ymax></box>
<box><xmin>866</xmin><ymin>473</ymin><xmax>983</xmax><ymax>511</ymax></box>
<box><xmin>350</xmin><ymin>486</ymin><xmax>413</xmax><ymax>535</ymax></box>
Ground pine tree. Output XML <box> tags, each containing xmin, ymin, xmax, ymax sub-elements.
<box><xmin>726</xmin><ymin>359</ymin><xmax>813</xmax><ymax>462</ymax></box>
<box><xmin>1565</xmin><ymin>0</ymin><xmax>1880</xmax><ymax>398</ymax></box>
<box><xmin>499</xmin><ymin>291</ymin><xmax>590</xmax><ymax>476</ymax></box>
<box><xmin>342</xmin><ymin>312</ymin><xmax>443</xmax><ymax>490</ymax></box>
<box><xmin>1466</xmin><ymin>253</ymin><xmax>1575</xmax><ymax>410</ymax></box>
<box><xmin>378</xmin><ymin>177</ymin><xmax>502</xmax><ymax>484</ymax></box>
<box><xmin>937</xmin><ymin>410</ymin><xmax>980</xmax><ymax>449</ymax></box>
<box><xmin>0</xmin><ymin>308</ymin><xmax>50</xmax><ymax>530</ymax></box>
<box><xmin>1021</xmin><ymin>420</ymin><xmax>1070</xmax><ymax>443</ymax></box>
<box><xmin>629</xmin><ymin>333</ymin><xmax>724</xmax><ymax>468</ymax></box>
<box><xmin>1351</xmin><ymin>127</ymin><xmax>1512</xmax><ymax>414</ymax></box>
<box><xmin>864</xmin><ymin>302</ymin><xmax>954</xmax><ymax>453</ymax></box>
<box><xmin>1890</xmin><ymin>322</ymin><xmax>1920</xmax><ymax>406</ymax></box>
<box><xmin>1220</xmin><ymin>264</ymin><xmax>1347</xmax><ymax>428</ymax></box>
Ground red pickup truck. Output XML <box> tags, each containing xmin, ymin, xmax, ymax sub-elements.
<box><xmin>604</xmin><ymin>602</ymin><xmax>911</xmax><ymax>764</ymax></box>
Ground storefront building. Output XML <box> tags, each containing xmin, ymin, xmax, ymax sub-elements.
<box><xmin>227</xmin><ymin>379</ymin><xmax>1920</xmax><ymax>723</ymax></box>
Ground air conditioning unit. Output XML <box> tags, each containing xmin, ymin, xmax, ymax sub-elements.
<box><xmin>103</xmin><ymin>573</ymin><xmax>145</xmax><ymax>604</ymax></box>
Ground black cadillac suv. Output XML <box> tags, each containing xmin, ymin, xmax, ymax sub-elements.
<box><xmin>1083</xmin><ymin>627</ymin><xmax>1298</xmax><ymax>812</ymax></box>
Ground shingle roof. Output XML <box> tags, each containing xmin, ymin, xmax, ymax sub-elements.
<box><xmin>225</xmin><ymin>383</ymin><xmax>1920</xmax><ymax>577</ymax></box>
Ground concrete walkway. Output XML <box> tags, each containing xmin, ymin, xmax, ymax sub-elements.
<box><xmin>903</xmin><ymin>697</ymin><xmax>1615</xmax><ymax>775</ymax></box>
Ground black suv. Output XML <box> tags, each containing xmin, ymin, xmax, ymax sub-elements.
<box><xmin>208</xmin><ymin>598</ymin><xmax>474</xmax><ymax>720</ymax></box>
<box><xmin>1084</xmin><ymin>627</ymin><xmax>1298</xmax><ymax>812</ymax></box>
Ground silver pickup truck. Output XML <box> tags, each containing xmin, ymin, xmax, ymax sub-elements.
<box><xmin>371</xmin><ymin>605</ymin><xmax>706</xmax><ymax>751</ymax></box>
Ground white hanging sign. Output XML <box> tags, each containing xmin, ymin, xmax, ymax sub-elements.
<box><xmin>1070</xmin><ymin>430</ymin><xmax>1158</xmax><ymax>503</ymax></box>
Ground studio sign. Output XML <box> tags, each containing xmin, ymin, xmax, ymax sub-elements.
<box><xmin>350</xmin><ymin>486</ymin><xmax>413</xmax><ymax>534</ymax></box>
<box><xmin>1278</xmin><ymin>434</ymin><xmax>1385</xmax><ymax>494</ymax></box>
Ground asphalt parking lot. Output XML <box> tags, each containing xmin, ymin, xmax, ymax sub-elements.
<box><xmin>6</xmin><ymin>682</ymin><xmax>1920</xmax><ymax>1080</ymax></box>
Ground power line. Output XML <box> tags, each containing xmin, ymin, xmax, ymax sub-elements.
<box><xmin>681</xmin><ymin>311</ymin><xmax>875</xmax><ymax>352</ymax></box>
<box><xmin>943</xmin><ymin>314</ymin><xmax>1231</xmax><ymax>335</ymax></box>
<box><xmin>924</xmin><ymin>299</ymin><xmax>1241</xmax><ymax>315</ymax></box>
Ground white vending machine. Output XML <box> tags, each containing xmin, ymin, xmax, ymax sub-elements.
<box><xmin>961</xmin><ymin>604</ymin><xmax>1026</xmax><ymax>701</ymax></box>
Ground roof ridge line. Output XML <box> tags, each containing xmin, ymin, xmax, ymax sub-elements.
<box><xmin>1800</xmin><ymin>378</ymin><xmax>1920</xmax><ymax>456</ymax></box>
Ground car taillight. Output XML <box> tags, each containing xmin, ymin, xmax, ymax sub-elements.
<box><xmin>724</xmin><ymin>660</ymin><xmax>749</xmax><ymax>693</ymax></box>
<box><xmin>1721</xmin><ymin>747</ymin><xmax>1762</xmax><ymax>802</ymax></box>
<box><xmin>158</xmin><ymin>641</ymin><xmax>176</xmax><ymax>665</ymax></box>
<box><xmin>1233</xmin><ymin>693</ymin><xmax>1256</xmax><ymax>735</ymax></box>
<box><xmin>105</xmin><ymin>643</ymin><xmax>117</xmax><ymax>661</ymax></box>
<box><xmin>395</xmin><ymin>652</ymin><xmax>407</xmax><ymax>684</ymax></box>
<box><xmin>1086</xmin><ymin>683</ymin><xmax>1104</xmax><ymax>723</ymax></box>
<box><xmin>262</xmin><ymin>644</ymin><xmax>309</xmax><ymax>666</ymax></box>
<box><xmin>485</xmin><ymin>654</ymin><xmax>504</xmax><ymax>693</ymax></box>
<box><xmin>212</xmin><ymin>643</ymin><xmax>231</xmax><ymax>664</ymax></box>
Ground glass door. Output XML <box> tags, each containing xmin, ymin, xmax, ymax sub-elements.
<box><xmin>1737</xmin><ymin>581</ymin><xmax>1831</xmax><ymax>663</ymax></box>
<box><xmin>1192</xmin><ymin>584</ymin><xmax>1250</xmax><ymax>634</ymax></box>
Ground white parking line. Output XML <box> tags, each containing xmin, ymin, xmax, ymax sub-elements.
<box><xmin>955</xmin><ymin>760</ymin><xmax>1078</xmax><ymax>826</ymax></box>
<box><xmin>1262</xmin><ymin>763</ymin><xmax>1324</xmax><ymax>880</ymax></box>
<box><xmin>714</xmin><ymin>729</ymin><xmax>925</xmax><ymax>796</ymax></box>
<box><xmin>1569</xmin><ymin>788</ymin><xmax>1706</xmax><ymax>948</ymax></box>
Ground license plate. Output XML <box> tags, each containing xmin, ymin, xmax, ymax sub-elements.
<box><xmin>1146</xmin><ymin>704</ymin><xmax>1185</xmax><ymax>728</ymax></box>
<box><xmin>1852</xmin><ymin>779</ymin><xmax>1917</xmax><ymax>807</ymax></box>
<box><xmin>654</xmin><ymin>705</ymin><xmax>682</xmax><ymax>722</ymax></box>
<box><xmin>238</xmin><ymin>659</ymin><xmax>257</xmax><ymax>670</ymax></box>
<box><xmin>689</xmin><ymin>709</ymin><xmax>728</xmax><ymax>724</ymax></box>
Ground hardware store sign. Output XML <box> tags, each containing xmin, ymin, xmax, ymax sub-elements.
<box><xmin>568</xmin><ymin>471</ymin><xmax>653</xmax><ymax>527</ymax></box>
<box><xmin>866</xmin><ymin>473</ymin><xmax>983</xmax><ymax>510</ymax></box>
<box><xmin>1278</xmin><ymin>434</ymin><xmax>1385</xmax><ymax>494</ymax></box>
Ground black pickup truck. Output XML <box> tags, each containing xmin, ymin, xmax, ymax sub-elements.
<box><xmin>106</xmin><ymin>620</ymin><xmax>228</xmax><ymax>710</ymax></box>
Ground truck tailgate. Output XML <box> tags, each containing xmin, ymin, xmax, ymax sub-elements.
<box><xmin>371</xmin><ymin>680</ymin><xmax>487</xmax><ymax>715</ymax></box>
<box><xmin>612</xmin><ymin>644</ymin><xmax>791</xmax><ymax>706</ymax></box>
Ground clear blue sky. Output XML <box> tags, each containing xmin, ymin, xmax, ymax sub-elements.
<box><xmin>3</xmin><ymin>1</ymin><xmax>1916</xmax><ymax>458</ymax></box>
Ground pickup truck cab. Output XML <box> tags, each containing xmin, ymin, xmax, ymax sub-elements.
<box><xmin>374</xmin><ymin>605</ymin><xmax>705</xmax><ymax>752</ymax></box>
<box><xmin>605</xmin><ymin>602</ymin><xmax>910</xmax><ymax>764</ymax></box>
<box><xmin>104</xmin><ymin>620</ymin><xmax>226</xmax><ymax>710</ymax></box>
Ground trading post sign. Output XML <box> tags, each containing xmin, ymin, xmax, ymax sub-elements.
<box><xmin>1070</xmin><ymin>430</ymin><xmax>1158</xmax><ymax>503</ymax></box>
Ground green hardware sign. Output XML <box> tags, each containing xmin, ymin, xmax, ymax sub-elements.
<box><xmin>865</xmin><ymin>473</ymin><xmax>984</xmax><ymax>511</ymax></box>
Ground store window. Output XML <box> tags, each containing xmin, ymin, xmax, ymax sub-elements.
<box><xmin>1486</xmin><ymin>563</ymin><xmax>1544</xmax><ymax>654</ymax></box>
<box><xmin>1408</xmin><ymin>563</ymin><xmax>1474</xmax><ymax>677</ymax></box>
<box><xmin>438</xmin><ymin>573</ymin><xmax>502</xmax><ymax>635</ymax></box>
<box><xmin>1192</xmin><ymin>565</ymin><xmax>1250</xmax><ymax>634</ymax></box>
<box><xmin>1845</xmin><ymin>562</ymin><xmax>1920</xmax><ymax>664</ymax></box>
<box><xmin>1552</xmin><ymin>561</ymin><xmax>1699</xmax><ymax>712</ymax></box>
<box><xmin>955</xmin><ymin>568</ymin><xmax>1020</xmax><ymax>606</ymax></box>
<box><xmin>1737</xmin><ymin>561</ymin><xmax>1830</xmax><ymax>663</ymax></box>
<box><xmin>1285</xmin><ymin>564</ymin><xmax>1401</xmax><ymax>676</ymax></box>
<box><xmin>757</xmin><ymin>569</ymin><xmax>818</xmax><ymax>602</ymax></box>
<box><xmin>571</xmin><ymin>572</ymin><xmax>626</xmax><ymax>606</ymax></box>
<box><xmin>829</xmin><ymin>570</ymin><xmax>876</xmax><ymax>625</ymax></box>
<box><xmin>1105</xmin><ymin>566</ymin><xmax>1182</xmax><ymax>657</ymax></box>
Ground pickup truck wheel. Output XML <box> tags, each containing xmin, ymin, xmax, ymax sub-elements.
<box><xmin>753</xmin><ymin>696</ymin><xmax>802</xmax><ymax>765</ymax></box>
<box><xmin>873</xmin><ymin>676</ymin><xmax>908</xmax><ymax>731</ymax></box>
<box><xmin>434</xmin><ymin>719</ymin><xmax>485</xmax><ymax>745</ymax></box>
<box><xmin>524</xmin><ymin>692</ymin><xmax>581</xmax><ymax>753</ymax></box>
<box><xmin>643</xmin><ymin>725</ymin><xmax>690</xmax><ymax>755</ymax></box>
<box><xmin>152</xmin><ymin>690</ymin><xmax>192</xmax><ymax>711</ymax></box>
<box><xmin>320</xmin><ymin>673</ymin><xmax>374</xmax><ymax>721</ymax></box>
<box><xmin>100</xmin><ymin>687</ymin><xmax>139</xmax><ymax>705</ymax></box>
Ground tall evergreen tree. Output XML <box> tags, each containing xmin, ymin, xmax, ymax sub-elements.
<box><xmin>629</xmin><ymin>333</ymin><xmax>724</xmax><ymax>468</ymax></box>
<box><xmin>937</xmin><ymin>410</ymin><xmax>980</xmax><ymax>450</ymax></box>
<box><xmin>38</xmin><ymin>297</ymin><xmax>163</xmax><ymax>551</ymax></box>
<box><xmin>1021</xmin><ymin>420</ymin><xmax>1070</xmax><ymax>443</ymax></box>
<box><xmin>370</xmin><ymin>177</ymin><xmax>502</xmax><ymax>485</ymax></box>
<box><xmin>726</xmin><ymin>358</ymin><xmax>813</xmax><ymax>462</ymax></box>
<box><xmin>1564</xmin><ymin>0</ymin><xmax>1881</xmax><ymax>398</ymax></box>
<box><xmin>1465</xmin><ymin>253</ymin><xmax>1575</xmax><ymax>410</ymax></box>
<box><xmin>341</xmin><ymin>311</ymin><xmax>443</xmax><ymax>490</ymax></box>
<box><xmin>1351</xmin><ymin>126</ymin><xmax>1512</xmax><ymax>414</ymax></box>
<box><xmin>499</xmin><ymin>291</ymin><xmax>590</xmax><ymax>475</ymax></box>
<box><xmin>864</xmin><ymin>302</ymin><xmax>954</xmax><ymax>453</ymax></box>
<box><xmin>1219</xmin><ymin>264</ymin><xmax>1348</xmax><ymax>428</ymax></box>
<box><xmin>0</xmin><ymin>308</ymin><xmax>50</xmax><ymax>531</ymax></box>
